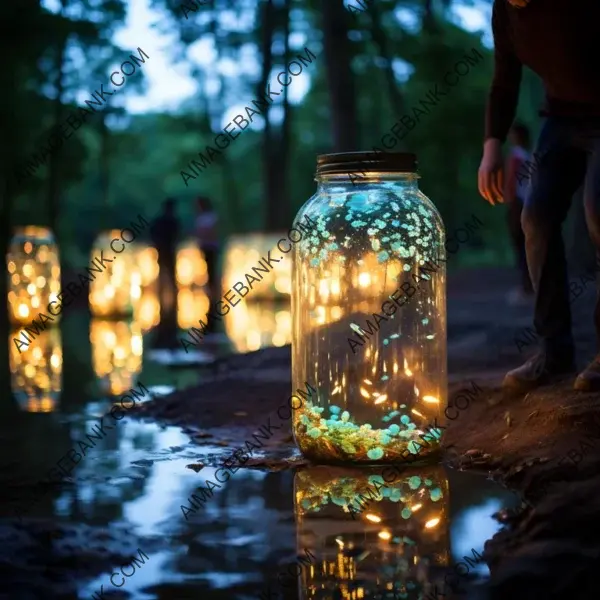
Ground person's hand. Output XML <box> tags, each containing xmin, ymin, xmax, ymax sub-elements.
<box><xmin>478</xmin><ymin>138</ymin><xmax>504</xmax><ymax>206</ymax></box>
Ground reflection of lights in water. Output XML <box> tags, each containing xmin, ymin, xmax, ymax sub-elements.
<box><xmin>177</xmin><ymin>287</ymin><xmax>209</xmax><ymax>330</ymax></box>
<box><xmin>222</xmin><ymin>234</ymin><xmax>291</xmax><ymax>299</ymax></box>
<box><xmin>176</xmin><ymin>239</ymin><xmax>208</xmax><ymax>288</ymax></box>
<box><xmin>9</xmin><ymin>326</ymin><xmax>62</xmax><ymax>412</ymax></box>
<box><xmin>7</xmin><ymin>226</ymin><xmax>61</xmax><ymax>326</ymax></box>
<box><xmin>134</xmin><ymin>245</ymin><xmax>160</xmax><ymax>288</ymax></box>
<box><xmin>90</xmin><ymin>319</ymin><xmax>143</xmax><ymax>396</ymax></box>
<box><xmin>224</xmin><ymin>301</ymin><xmax>292</xmax><ymax>352</ymax></box>
<box><xmin>134</xmin><ymin>290</ymin><xmax>161</xmax><ymax>333</ymax></box>
<box><xmin>89</xmin><ymin>230</ymin><xmax>142</xmax><ymax>318</ymax></box>
<box><xmin>295</xmin><ymin>465</ymin><xmax>450</xmax><ymax>600</ymax></box>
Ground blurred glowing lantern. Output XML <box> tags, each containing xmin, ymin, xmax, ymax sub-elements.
<box><xmin>222</xmin><ymin>233</ymin><xmax>291</xmax><ymax>300</ymax></box>
<box><xmin>9</xmin><ymin>326</ymin><xmax>62</xmax><ymax>412</ymax></box>
<box><xmin>294</xmin><ymin>465</ymin><xmax>450</xmax><ymax>600</ymax></box>
<box><xmin>177</xmin><ymin>287</ymin><xmax>209</xmax><ymax>330</ymax></box>
<box><xmin>89</xmin><ymin>230</ymin><xmax>142</xmax><ymax>318</ymax></box>
<box><xmin>176</xmin><ymin>239</ymin><xmax>208</xmax><ymax>288</ymax></box>
<box><xmin>223</xmin><ymin>300</ymin><xmax>291</xmax><ymax>352</ymax></box>
<box><xmin>134</xmin><ymin>289</ymin><xmax>161</xmax><ymax>333</ymax></box>
<box><xmin>134</xmin><ymin>244</ymin><xmax>160</xmax><ymax>289</ymax></box>
<box><xmin>7</xmin><ymin>226</ymin><xmax>61</xmax><ymax>326</ymax></box>
<box><xmin>291</xmin><ymin>152</ymin><xmax>447</xmax><ymax>464</ymax></box>
<box><xmin>90</xmin><ymin>318</ymin><xmax>143</xmax><ymax>396</ymax></box>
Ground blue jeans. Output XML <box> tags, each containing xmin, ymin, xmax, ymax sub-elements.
<box><xmin>521</xmin><ymin>116</ymin><xmax>600</xmax><ymax>356</ymax></box>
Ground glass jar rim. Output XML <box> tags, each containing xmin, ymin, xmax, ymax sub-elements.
<box><xmin>316</xmin><ymin>151</ymin><xmax>418</xmax><ymax>176</ymax></box>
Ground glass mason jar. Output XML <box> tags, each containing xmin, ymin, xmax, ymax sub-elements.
<box><xmin>89</xmin><ymin>230</ymin><xmax>142</xmax><ymax>318</ymax></box>
<box><xmin>6</xmin><ymin>226</ymin><xmax>61</xmax><ymax>326</ymax></box>
<box><xmin>294</xmin><ymin>465</ymin><xmax>450</xmax><ymax>599</ymax></box>
<box><xmin>291</xmin><ymin>152</ymin><xmax>447</xmax><ymax>465</ymax></box>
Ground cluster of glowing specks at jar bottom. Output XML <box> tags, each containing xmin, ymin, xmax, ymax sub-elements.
<box><xmin>296</xmin><ymin>394</ymin><xmax>443</xmax><ymax>463</ymax></box>
<box><xmin>299</xmin><ymin>472</ymin><xmax>444</xmax><ymax>516</ymax></box>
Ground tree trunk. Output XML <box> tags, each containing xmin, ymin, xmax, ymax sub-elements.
<box><xmin>258</xmin><ymin>0</ymin><xmax>277</xmax><ymax>231</ymax></box>
<box><xmin>274</xmin><ymin>0</ymin><xmax>292</xmax><ymax>229</ymax></box>
<box><xmin>47</xmin><ymin>0</ymin><xmax>68</xmax><ymax>235</ymax></box>
<box><xmin>321</xmin><ymin>0</ymin><xmax>359</xmax><ymax>151</ymax></box>
<box><xmin>369</xmin><ymin>0</ymin><xmax>407</xmax><ymax>140</ymax></box>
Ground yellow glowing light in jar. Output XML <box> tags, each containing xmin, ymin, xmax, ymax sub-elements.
<box><xmin>360</xmin><ymin>387</ymin><xmax>371</xmax><ymax>399</ymax></box>
<box><xmin>374</xmin><ymin>394</ymin><xmax>387</xmax><ymax>405</ymax></box>
<box><xmin>358</xmin><ymin>272</ymin><xmax>371</xmax><ymax>287</ymax></box>
<box><xmin>425</xmin><ymin>517</ymin><xmax>441</xmax><ymax>529</ymax></box>
<box><xmin>411</xmin><ymin>408</ymin><xmax>425</xmax><ymax>418</ymax></box>
<box><xmin>365</xmin><ymin>514</ymin><xmax>381</xmax><ymax>523</ymax></box>
<box><xmin>404</xmin><ymin>358</ymin><xmax>413</xmax><ymax>377</ymax></box>
<box><xmin>411</xmin><ymin>503</ymin><xmax>423</xmax><ymax>512</ymax></box>
<box><xmin>422</xmin><ymin>395</ymin><xmax>439</xmax><ymax>404</ymax></box>
<box><xmin>378</xmin><ymin>531</ymin><xmax>392</xmax><ymax>541</ymax></box>
<box><xmin>335</xmin><ymin>538</ymin><xmax>344</xmax><ymax>548</ymax></box>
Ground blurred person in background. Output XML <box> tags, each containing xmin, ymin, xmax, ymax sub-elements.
<box><xmin>478</xmin><ymin>0</ymin><xmax>600</xmax><ymax>392</ymax></box>
<box><xmin>150</xmin><ymin>198</ymin><xmax>179</xmax><ymax>315</ymax></box>
<box><xmin>196</xmin><ymin>196</ymin><xmax>220</xmax><ymax>333</ymax></box>
<box><xmin>504</xmin><ymin>121</ymin><xmax>534</xmax><ymax>305</ymax></box>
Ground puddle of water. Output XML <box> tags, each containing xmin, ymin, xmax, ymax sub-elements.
<box><xmin>1</xmin><ymin>304</ymin><xmax>515</xmax><ymax>599</ymax></box>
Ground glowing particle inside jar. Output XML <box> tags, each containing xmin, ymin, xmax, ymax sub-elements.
<box><xmin>330</xmin><ymin>405</ymin><xmax>341</xmax><ymax>414</ymax></box>
<box><xmin>332</xmin><ymin>385</ymin><xmax>341</xmax><ymax>395</ymax></box>
<box><xmin>408</xmin><ymin>476</ymin><xmax>421</xmax><ymax>489</ymax></box>
<box><xmin>360</xmin><ymin>387</ymin><xmax>371</xmax><ymax>399</ymax></box>
<box><xmin>414</xmin><ymin>385</ymin><xmax>420</xmax><ymax>397</ymax></box>
<box><xmin>350</xmin><ymin>323</ymin><xmax>363</xmax><ymax>334</ymax></box>
<box><xmin>403</xmin><ymin>264</ymin><xmax>411</xmax><ymax>271</ymax></box>
<box><xmin>335</xmin><ymin>538</ymin><xmax>344</xmax><ymax>548</ymax></box>
<box><xmin>430</xmin><ymin>487</ymin><xmax>443</xmax><ymax>501</ymax></box>
<box><xmin>381</xmin><ymin>375</ymin><xmax>389</xmax><ymax>382</ymax></box>
<box><xmin>366</xmin><ymin>513</ymin><xmax>381</xmax><ymax>523</ymax></box>
<box><xmin>390</xmin><ymin>333</ymin><xmax>400</xmax><ymax>339</ymax></box>
<box><xmin>374</xmin><ymin>394</ymin><xmax>387</xmax><ymax>405</ymax></box>
<box><xmin>364</xmin><ymin>379</ymin><xmax>373</xmax><ymax>385</ymax></box>
<box><xmin>378</xmin><ymin>531</ymin><xmax>392</xmax><ymax>541</ymax></box>
<box><xmin>388</xmin><ymin>426</ymin><xmax>400</xmax><ymax>437</ymax></box>
<box><xmin>411</xmin><ymin>408</ymin><xmax>425</xmax><ymax>419</ymax></box>
<box><xmin>411</xmin><ymin>503</ymin><xmax>423</xmax><ymax>512</ymax></box>
<box><xmin>371</xmin><ymin>239</ymin><xmax>381</xmax><ymax>252</ymax></box>
<box><xmin>400</xmin><ymin>415</ymin><xmax>411</xmax><ymax>425</ymax></box>
<box><xmin>383</xmin><ymin>339</ymin><xmax>389</xmax><ymax>346</ymax></box>
<box><xmin>423</xmin><ymin>395</ymin><xmax>439</xmax><ymax>404</ymax></box>
<box><xmin>341</xmin><ymin>411</ymin><xmax>350</xmax><ymax>422</ymax></box>
<box><xmin>425</xmin><ymin>517</ymin><xmax>441</xmax><ymax>529</ymax></box>
<box><xmin>401</xmin><ymin>508</ymin><xmax>412</xmax><ymax>519</ymax></box>
<box><xmin>426</xmin><ymin>334</ymin><xmax>435</xmax><ymax>340</ymax></box>
<box><xmin>422</xmin><ymin>318</ymin><xmax>429</xmax><ymax>325</ymax></box>
<box><xmin>367</xmin><ymin>447</ymin><xmax>384</xmax><ymax>460</ymax></box>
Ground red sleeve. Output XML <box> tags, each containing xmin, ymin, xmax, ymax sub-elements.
<box><xmin>485</xmin><ymin>1</ymin><xmax>523</xmax><ymax>142</ymax></box>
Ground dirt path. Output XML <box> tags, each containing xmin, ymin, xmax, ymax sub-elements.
<box><xmin>130</xmin><ymin>266</ymin><xmax>600</xmax><ymax>599</ymax></box>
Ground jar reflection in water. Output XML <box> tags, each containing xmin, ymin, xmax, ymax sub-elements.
<box><xmin>294</xmin><ymin>465</ymin><xmax>450</xmax><ymax>599</ymax></box>
<box><xmin>291</xmin><ymin>153</ymin><xmax>447</xmax><ymax>464</ymax></box>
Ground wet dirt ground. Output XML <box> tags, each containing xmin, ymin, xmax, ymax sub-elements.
<box><xmin>1</xmin><ymin>266</ymin><xmax>599</xmax><ymax>599</ymax></box>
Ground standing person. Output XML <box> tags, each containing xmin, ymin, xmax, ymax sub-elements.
<box><xmin>504</xmin><ymin>121</ymin><xmax>534</xmax><ymax>305</ymax></box>
<box><xmin>477</xmin><ymin>0</ymin><xmax>600</xmax><ymax>392</ymax></box>
<box><xmin>195</xmin><ymin>196</ymin><xmax>220</xmax><ymax>332</ymax></box>
<box><xmin>150</xmin><ymin>198</ymin><xmax>179</xmax><ymax>315</ymax></box>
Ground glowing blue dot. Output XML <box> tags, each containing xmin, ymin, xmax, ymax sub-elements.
<box><xmin>400</xmin><ymin>415</ymin><xmax>411</xmax><ymax>425</ymax></box>
<box><xmin>430</xmin><ymin>487</ymin><xmax>443</xmax><ymax>501</ymax></box>
<box><xmin>388</xmin><ymin>424</ymin><xmax>400</xmax><ymax>435</ymax></box>
<box><xmin>308</xmin><ymin>428</ymin><xmax>321</xmax><ymax>438</ymax></box>
<box><xmin>367</xmin><ymin>447</ymin><xmax>384</xmax><ymax>460</ymax></box>
<box><xmin>341</xmin><ymin>411</ymin><xmax>350</xmax><ymax>422</ymax></box>
<box><xmin>401</xmin><ymin>507</ymin><xmax>412</xmax><ymax>519</ymax></box>
<box><xmin>408</xmin><ymin>476</ymin><xmax>421</xmax><ymax>489</ymax></box>
<box><xmin>330</xmin><ymin>405</ymin><xmax>341</xmax><ymax>414</ymax></box>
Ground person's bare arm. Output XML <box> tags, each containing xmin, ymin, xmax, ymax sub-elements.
<box><xmin>479</xmin><ymin>1</ymin><xmax>523</xmax><ymax>205</ymax></box>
